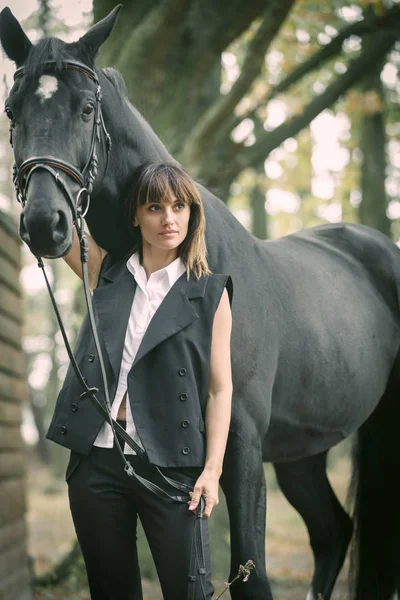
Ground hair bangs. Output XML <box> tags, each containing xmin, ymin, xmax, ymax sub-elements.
<box><xmin>138</xmin><ymin>164</ymin><xmax>199</xmax><ymax>207</ymax></box>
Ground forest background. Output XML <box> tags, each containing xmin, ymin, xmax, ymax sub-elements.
<box><xmin>1</xmin><ymin>0</ymin><xmax>399</xmax><ymax>595</ymax></box>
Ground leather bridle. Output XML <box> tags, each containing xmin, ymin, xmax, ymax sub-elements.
<box><xmin>11</xmin><ymin>60</ymin><xmax>111</xmax><ymax>222</ymax></box>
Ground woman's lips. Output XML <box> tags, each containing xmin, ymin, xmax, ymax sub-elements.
<box><xmin>160</xmin><ymin>231</ymin><xmax>178</xmax><ymax>236</ymax></box>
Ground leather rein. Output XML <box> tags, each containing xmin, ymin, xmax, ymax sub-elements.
<box><xmin>10</xmin><ymin>58</ymin><xmax>194</xmax><ymax>496</ymax></box>
<box><xmin>9</xmin><ymin>59</ymin><xmax>253</xmax><ymax>598</ymax></box>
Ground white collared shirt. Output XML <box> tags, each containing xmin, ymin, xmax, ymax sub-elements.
<box><xmin>93</xmin><ymin>251</ymin><xmax>186</xmax><ymax>453</ymax></box>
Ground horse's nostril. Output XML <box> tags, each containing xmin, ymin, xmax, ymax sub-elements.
<box><xmin>52</xmin><ymin>211</ymin><xmax>69</xmax><ymax>244</ymax></box>
<box><xmin>19</xmin><ymin>213</ymin><xmax>31</xmax><ymax>245</ymax></box>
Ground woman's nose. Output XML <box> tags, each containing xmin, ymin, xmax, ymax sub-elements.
<box><xmin>163</xmin><ymin>210</ymin><xmax>174</xmax><ymax>224</ymax></box>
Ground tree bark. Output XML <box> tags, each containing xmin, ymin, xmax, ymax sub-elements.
<box><xmin>358</xmin><ymin>55</ymin><xmax>390</xmax><ymax>236</ymax></box>
<box><xmin>250</xmin><ymin>180</ymin><xmax>268</xmax><ymax>239</ymax></box>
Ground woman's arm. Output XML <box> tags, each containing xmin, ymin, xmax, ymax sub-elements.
<box><xmin>63</xmin><ymin>227</ymin><xmax>108</xmax><ymax>290</ymax></box>
<box><xmin>189</xmin><ymin>287</ymin><xmax>233</xmax><ymax>518</ymax></box>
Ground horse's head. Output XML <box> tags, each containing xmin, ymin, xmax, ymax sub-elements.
<box><xmin>0</xmin><ymin>6</ymin><xmax>121</xmax><ymax>258</ymax></box>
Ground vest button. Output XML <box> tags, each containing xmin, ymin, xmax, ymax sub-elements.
<box><xmin>181</xmin><ymin>420</ymin><xmax>190</xmax><ymax>428</ymax></box>
<box><xmin>88</xmin><ymin>354</ymin><xmax>95</xmax><ymax>363</ymax></box>
<box><xmin>181</xmin><ymin>446</ymin><xmax>190</xmax><ymax>455</ymax></box>
<box><xmin>70</xmin><ymin>403</ymin><xmax>78</xmax><ymax>413</ymax></box>
<box><xmin>178</xmin><ymin>368</ymin><xmax>187</xmax><ymax>376</ymax></box>
<box><xmin>179</xmin><ymin>393</ymin><xmax>188</xmax><ymax>402</ymax></box>
<box><xmin>60</xmin><ymin>425</ymin><xmax>68</xmax><ymax>435</ymax></box>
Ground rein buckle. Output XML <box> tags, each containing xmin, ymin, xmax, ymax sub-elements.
<box><xmin>80</xmin><ymin>386</ymin><xmax>99</xmax><ymax>400</ymax></box>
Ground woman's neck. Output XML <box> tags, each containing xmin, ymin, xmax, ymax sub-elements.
<box><xmin>140</xmin><ymin>247</ymin><xmax>179</xmax><ymax>279</ymax></box>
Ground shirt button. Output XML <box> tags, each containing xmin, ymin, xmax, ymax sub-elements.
<box><xmin>181</xmin><ymin>420</ymin><xmax>190</xmax><ymax>428</ymax></box>
<box><xmin>181</xmin><ymin>446</ymin><xmax>190</xmax><ymax>455</ymax></box>
<box><xmin>60</xmin><ymin>425</ymin><xmax>68</xmax><ymax>435</ymax></box>
<box><xmin>88</xmin><ymin>354</ymin><xmax>95</xmax><ymax>363</ymax></box>
<box><xmin>179</xmin><ymin>393</ymin><xmax>188</xmax><ymax>402</ymax></box>
<box><xmin>70</xmin><ymin>403</ymin><xmax>78</xmax><ymax>413</ymax></box>
<box><xmin>178</xmin><ymin>368</ymin><xmax>187</xmax><ymax>376</ymax></box>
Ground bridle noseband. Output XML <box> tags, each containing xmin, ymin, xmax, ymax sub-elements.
<box><xmin>10</xmin><ymin>60</ymin><xmax>112</xmax><ymax>223</ymax></box>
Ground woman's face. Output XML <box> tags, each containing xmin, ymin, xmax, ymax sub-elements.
<box><xmin>133</xmin><ymin>194</ymin><xmax>191</xmax><ymax>254</ymax></box>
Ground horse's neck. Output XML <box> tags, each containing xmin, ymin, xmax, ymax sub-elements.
<box><xmin>95</xmin><ymin>71</ymin><xmax>256</xmax><ymax>259</ymax></box>
<box><xmin>127</xmin><ymin>100</ymin><xmax>173</xmax><ymax>163</ymax></box>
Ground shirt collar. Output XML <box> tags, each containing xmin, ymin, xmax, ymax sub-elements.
<box><xmin>126</xmin><ymin>251</ymin><xmax>186</xmax><ymax>289</ymax></box>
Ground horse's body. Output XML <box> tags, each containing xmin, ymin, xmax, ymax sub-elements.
<box><xmin>2</xmin><ymin>7</ymin><xmax>400</xmax><ymax>599</ymax></box>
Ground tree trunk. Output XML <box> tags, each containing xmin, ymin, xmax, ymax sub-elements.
<box><xmin>250</xmin><ymin>181</ymin><xmax>268</xmax><ymax>239</ymax></box>
<box><xmin>358</xmin><ymin>46</ymin><xmax>390</xmax><ymax>236</ymax></box>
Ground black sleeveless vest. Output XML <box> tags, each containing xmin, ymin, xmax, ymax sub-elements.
<box><xmin>46</xmin><ymin>254</ymin><xmax>233</xmax><ymax>467</ymax></box>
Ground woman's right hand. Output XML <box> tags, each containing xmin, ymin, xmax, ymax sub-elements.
<box><xmin>63</xmin><ymin>227</ymin><xmax>108</xmax><ymax>291</ymax></box>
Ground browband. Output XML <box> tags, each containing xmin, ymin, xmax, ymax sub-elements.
<box><xmin>13</xmin><ymin>60</ymin><xmax>99</xmax><ymax>84</ymax></box>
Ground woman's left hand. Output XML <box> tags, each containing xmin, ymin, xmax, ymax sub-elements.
<box><xmin>188</xmin><ymin>470</ymin><xmax>220</xmax><ymax>518</ymax></box>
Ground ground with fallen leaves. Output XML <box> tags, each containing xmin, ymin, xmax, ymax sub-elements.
<box><xmin>27</xmin><ymin>450</ymin><xmax>350</xmax><ymax>600</ymax></box>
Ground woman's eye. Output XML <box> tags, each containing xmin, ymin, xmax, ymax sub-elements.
<box><xmin>176</xmin><ymin>203</ymin><xmax>185</xmax><ymax>210</ymax></box>
<box><xmin>82</xmin><ymin>103</ymin><xmax>94</xmax><ymax>116</ymax></box>
<box><xmin>148</xmin><ymin>205</ymin><xmax>160</xmax><ymax>211</ymax></box>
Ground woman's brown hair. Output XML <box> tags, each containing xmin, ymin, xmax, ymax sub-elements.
<box><xmin>124</xmin><ymin>163</ymin><xmax>211</xmax><ymax>280</ymax></box>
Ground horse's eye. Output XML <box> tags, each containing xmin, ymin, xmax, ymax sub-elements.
<box><xmin>5</xmin><ymin>107</ymin><xmax>14</xmax><ymax>121</ymax></box>
<box><xmin>82</xmin><ymin>103</ymin><xmax>94</xmax><ymax>116</ymax></box>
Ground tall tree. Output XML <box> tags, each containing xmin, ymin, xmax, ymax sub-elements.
<box><xmin>358</xmin><ymin>53</ymin><xmax>390</xmax><ymax>235</ymax></box>
<box><xmin>93</xmin><ymin>0</ymin><xmax>400</xmax><ymax>198</ymax></box>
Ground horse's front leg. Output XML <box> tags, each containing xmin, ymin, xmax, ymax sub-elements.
<box><xmin>220</xmin><ymin>431</ymin><xmax>273</xmax><ymax>600</ymax></box>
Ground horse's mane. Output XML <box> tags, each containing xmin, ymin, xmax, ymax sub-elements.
<box><xmin>23</xmin><ymin>38</ymin><xmax>92</xmax><ymax>78</ymax></box>
<box><xmin>102</xmin><ymin>67</ymin><xmax>127</xmax><ymax>96</ymax></box>
<box><xmin>102</xmin><ymin>66</ymin><xmax>173</xmax><ymax>163</ymax></box>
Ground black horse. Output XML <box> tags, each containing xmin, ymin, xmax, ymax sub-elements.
<box><xmin>2</xmin><ymin>6</ymin><xmax>400</xmax><ymax>600</ymax></box>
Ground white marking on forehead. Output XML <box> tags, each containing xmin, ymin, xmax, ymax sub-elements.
<box><xmin>35</xmin><ymin>75</ymin><xmax>58</xmax><ymax>103</ymax></box>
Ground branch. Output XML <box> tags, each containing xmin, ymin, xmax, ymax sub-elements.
<box><xmin>198</xmin><ymin>0</ymin><xmax>275</xmax><ymax>57</ymax></box>
<box><xmin>267</xmin><ymin>4</ymin><xmax>400</xmax><ymax>102</ymax></box>
<box><xmin>182</xmin><ymin>0</ymin><xmax>295</xmax><ymax>164</ymax></box>
<box><xmin>183</xmin><ymin>1</ymin><xmax>273</xmax><ymax>98</ymax></box>
<box><xmin>239</xmin><ymin>28</ymin><xmax>398</xmax><ymax>169</ymax></box>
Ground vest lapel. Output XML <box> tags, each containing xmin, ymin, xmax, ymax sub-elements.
<box><xmin>92</xmin><ymin>261</ymin><xmax>136</xmax><ymax>381</ymax></box>
<box><xmin>131</xmin><ymin>274</ymin><xmax>207</xmax><ymax>369</ymax></box>
<box><xmin>92</xmin><ymin>257</ymin><xmax>208</xmax><ymax>378</ymax></box>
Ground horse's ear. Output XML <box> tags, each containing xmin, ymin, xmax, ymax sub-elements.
<box><xmin>0</xmin><ymin>7</ymin><xmax>32</xmax><ymax>66</ymax></box>
<box><xmin>77</xmin><ymin>4</ymin><xmax>122</xmax><ymax>61</ymax></box>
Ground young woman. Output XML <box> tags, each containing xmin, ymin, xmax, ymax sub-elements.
<box><xmin>46</xmin><ymin>162</ymin><xmax>233</xmax><ymax>600</ymax></box>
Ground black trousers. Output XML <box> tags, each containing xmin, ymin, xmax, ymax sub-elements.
<box><xmin>67</xmin><ymin>430</ymin><xmax>214</xmax><ymax>600</ymax></box>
